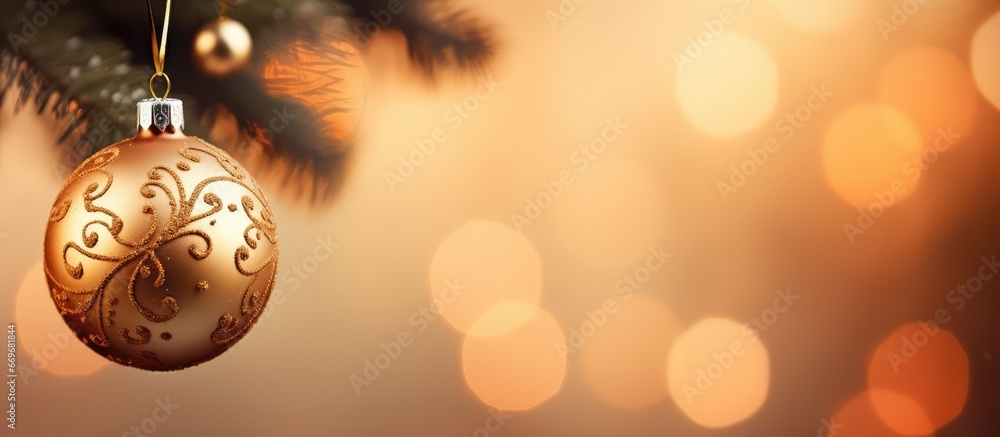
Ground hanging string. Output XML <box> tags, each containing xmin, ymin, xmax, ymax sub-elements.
<box><xmin>218</xmin><ymin>0</ymin><xmax>229</xmax><ymax>18</ymax></box>
<box><xmin>147</xmin><ymin>0</ymin><xmax>173</xmax><ymax>99</ymax></box>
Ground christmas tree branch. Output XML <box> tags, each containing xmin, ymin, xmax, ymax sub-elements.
<box><xmin>1</xmin><ymin>0</ymin><xmax>495</xmax><ymax>204</ymax></box>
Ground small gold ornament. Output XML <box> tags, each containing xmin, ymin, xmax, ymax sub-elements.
<box><xmin>193</xmin><ymin>16</ymin><xmax>253</xmax><ymax>77</ymax></box>
<box><xmin>43</xmin><ymin>98</ymin><xmax>279</xmax><ymax>371</ymax></box>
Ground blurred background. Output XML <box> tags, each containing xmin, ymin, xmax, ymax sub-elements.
<box><xmin>2</xmin><ymin>0</ymin><xmax>1000</xmax><ymax>435</ymax></box>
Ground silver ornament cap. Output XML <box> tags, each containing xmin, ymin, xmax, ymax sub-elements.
<box><xmin>136</xmin><ymin>98</ymin><xmax>184</xmax><ymax>132</ymax></box>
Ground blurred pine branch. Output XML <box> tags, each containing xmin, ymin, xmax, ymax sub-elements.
<box><xmin>0</xmin><ymin>0</ymin><xmax>494</xmax><ymax>203</ymax></box>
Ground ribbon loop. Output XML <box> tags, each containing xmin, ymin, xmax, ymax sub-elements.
<box><xmin>147</xmin><ymin>0</ymin><xmax>172</xmax><ymax>97</ymax></box>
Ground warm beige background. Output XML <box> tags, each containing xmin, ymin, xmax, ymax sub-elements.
<box><xmin>2</xmin><ymin>0</ymin><xmax>1000</xmax><ymax>435</ymax></box>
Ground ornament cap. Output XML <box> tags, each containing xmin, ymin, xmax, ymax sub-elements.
<box><xmin>137</xmin><ymin>98</ymin><xmax>184</xmax><ymax>133</ymax></box>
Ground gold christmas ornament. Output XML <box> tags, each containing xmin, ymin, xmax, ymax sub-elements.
<box><xmin>193</xmin><ymin>16</ymin><xmax>253</xmax><ymax>77</ymax></box>
<box><xmin>43</xmin><ymin>98</ymin><xmax>279</xmax><ymax>371</ymax></box>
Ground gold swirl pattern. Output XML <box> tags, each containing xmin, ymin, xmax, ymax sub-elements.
<box><xmin>43</xmin><ymin>135</ymin><xmax>278</xmax><ymax>371</ymax></box>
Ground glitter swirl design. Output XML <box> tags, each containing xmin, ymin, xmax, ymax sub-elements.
<box><xmin>43</xmin><ymin>136</ymin><xmax>278</xmax><ymax>371</ymax></box>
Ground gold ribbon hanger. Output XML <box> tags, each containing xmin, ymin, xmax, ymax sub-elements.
<box><xmin>147</xmin><ymin>0</ymin><xmax>173</xmax><ymax>99</ymax></box>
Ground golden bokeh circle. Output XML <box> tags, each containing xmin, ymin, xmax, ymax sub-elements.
<box><xmin>16</xmin><ymin>261</ymin><xmax>109</xmax><ymax>377</ymax></box>
<box><xmin>666</xmin><ymin>318</ymin><xmax>770</xmax><ymax>428</ymax></box>
<box><xmin>676</xmin><ymin>32</ymin><xmax>779</xmax><ymax>138</ymax></box>
<box><xmin>971</xmin><ymin>12</ymin><xmax>1000</xmax><ymax>112</ymax></box>
<box><xmin>462</xmin><ymin>302</ymin><xmax>567</xmax><ymax>411</ymax></box>
<box><xmin>430</xmin><ymin>221</ymin><xmax>542</xmax><ymax>334</ymax></box>
<box><xmin>828</xmin><ymin>391</ymin><xmax>932</xmax><ymax>437</ymax></box>
<box><xmin>868</xmin><ymin>323</ymin><xmax>968</xmax><ymax>435</ymax></box>
<box><xmin>822</xmin><ymin>104</ymin><xmax>923</xmax><ymax>208</ymax></box>
<box><xmin>880</xmin><ymin>45</ymin><xmax>978</xmax><ymax>142</ymax></box>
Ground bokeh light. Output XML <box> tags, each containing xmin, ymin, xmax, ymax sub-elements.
<box><xmin>828</xmin><ymin>391</ymin><xmax>932</xmax><ymax>437</ymax></box>
<box><xmin>580</xmin><ymin>295</ymin><xmax>682</xmax><ymax>410</ymax></box>
<box><xmin>430</xmin><ymin>221</ymin><xmax>542</xmax><ymax>333</ymax></box>
<box><xmin>675</xmin><ymin>32</ymin><xmax>779</xmax><ymax>138</ymax></box>
<box><xmin>971</xmin><ymin>12</ymin><xmax>1000</xmax><ymax>112</ymax></box>
<box><xmin>666</xmin><ymin>318</ymin><xmax>770</xmax><ymax>428</ymax></box>
<box><xmin>868</xmin><ymin>391</ymin><xmax>934</xmax><ymax>436</ymax></box>
<box><xmin>462</xmin><ymin>302</ymin><xmax>566</xmax><ymax>411</ymax></box>
<box><xmin>868</xmin><ymin>323</ymin><xmax>969</xmax><ymax>435</ymax></box>
<box><xmin>879</xmin><ymin>45</ymin><xmax>978</xmax><ymax>142</ymax></box>
<box><xmin>16</xmin><ymin>261</ymin><xmax>109</xmax><ymax>376</ymax></box>
<box><xmin>465</xmin><ymin>300</ymin><xmax>538</xmax><ymax>337</ymax></box>
<box><xmin>822</xmin><ymin>104</ymin><xmax>923</xmax><ymax>208</ymax></box>
<box><xmin>773</xmin><ymin>0</ymin><xmax>866</xmax><ymax>32</ymax></box>
<box><xmin>2</xmin><ymin>0</ymin><xmax>1000</xmax><ymax>435</ymax></box>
